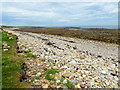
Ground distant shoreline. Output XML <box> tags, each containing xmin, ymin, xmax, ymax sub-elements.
<box><xmin>1</xmin><ymin>25</ymin><xmax>118</xmax><ymax>29</ymax></box>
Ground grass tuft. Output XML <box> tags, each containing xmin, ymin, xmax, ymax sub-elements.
<box><xmin>63</xmin><ymin>80</ymin><xmax>75</xmax><ymax>88</ymax></box>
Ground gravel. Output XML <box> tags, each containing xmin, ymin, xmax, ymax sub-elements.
<box><xmin>5</xmin><ymin>29</ymin><xmax>118</xmax><ymax>88</ymax></box>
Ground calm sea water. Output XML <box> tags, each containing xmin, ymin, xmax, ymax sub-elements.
<box><xmin>79</xmin><ymin>25</ymin><xmax>118</xmax><ymax>29</ymax></box>
<box><xmin>49</xmin><ymin>25</ymin><xmax>118</xmax><ymax>29</ymax></box>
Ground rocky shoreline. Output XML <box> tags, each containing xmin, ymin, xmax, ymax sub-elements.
<box><xmin>5</xmin><ymin>29</ymin><xmax>118</xmax><ymax>88</ymax></box>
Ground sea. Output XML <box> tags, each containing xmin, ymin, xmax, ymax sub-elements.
<box><xmin>79</xmin><ymin>25</ymin><xmax>118</xmax><ymax>29</ymax></box>
<box><xmin>48</xmin><ymin>25</ymin><xmax>118</xmax><ymax>29</ymax></box>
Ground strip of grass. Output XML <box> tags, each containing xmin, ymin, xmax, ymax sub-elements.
<box><xmin>45</xmin><ymin>69</ymin><xmax>59</xmax><ymax>81</ymax></box>
<box><xmin>63</xmin><ymin>80</ymin><xmax>75</xmax><ymax>88</ymax></box>
<box><xmin>23</xmin><ymin>53</ymin><xmax>37</xmax><ymax>58</ymax></box>
<box><xmin>2</xmin><ymin>31</ymin><xmax>30</xmax><ymax>88</ymax></box>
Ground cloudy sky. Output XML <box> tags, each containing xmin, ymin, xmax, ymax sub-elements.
<box><xmin>1</xmin><ymin>2</ymin><xmax>118</xmax><ymax>26</ymax></box>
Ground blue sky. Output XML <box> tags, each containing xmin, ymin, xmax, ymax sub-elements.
<box><xmin>1</xmin><ymin>2</ymin><xmax>118</xmax><ymax>26</ymax></box>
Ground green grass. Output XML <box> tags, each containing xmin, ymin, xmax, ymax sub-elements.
<box><xmin>35</xmin><ymin>76</ymin><xmax>41</xmax><ymax>80</ymax></box>
<box><xmin>44</xmin><ymin>69</ymin><xmax>59</xmax><ymax>81</ymax></box>
<box><xmin>23</xmin><ymin>53</ymin><xmax>37</xmax><ymax>58</ymax></box>
<box><xmin>45</xmin><ymin>69</ymin><xmax>59</xmax><ymax>75</ymax></box>
<box><xmin>63</xmin><ymin>80</ymin><xmax>75</xmax><ymax>88</ymax></box>
<box><xmin>23</xmin><ymin>49</ymin><xmax>32</xmax><ymax>53</ymax></box>
<box><xmin>2</xmin><ymin>31</ymin><xmax>30</xmax><ymax>88</ymax></box>
<box><xmin>45</xmin><ymin>74</ymin><xmax>56</xmax><ymax>81</ymax></box>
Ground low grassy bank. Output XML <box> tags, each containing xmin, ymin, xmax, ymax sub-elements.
<box><xmin>2</xmin><ymin>31</ymin><xmax>30</xmax><ymax>88</ymax></box>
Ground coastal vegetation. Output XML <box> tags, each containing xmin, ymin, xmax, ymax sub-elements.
<box><xmin>13</xmin><ymin>27</ymin><xmax>118</xmax><ymax>44</ymax></box>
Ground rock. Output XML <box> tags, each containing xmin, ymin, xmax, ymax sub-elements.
<box><xmin>3</xmin><ymin>46</ymin><xmax>10</xmax><ymax>49</ymax></box>
<box><xmin>8</xmin><ymin>32</ymin><xmax>12</xmax><ymax>35</ymax></box>
<box><xmin>75</xmin><ymin>83</ymin><xmax>81</xmax><ymax>88</ymax></box>
<box><xmin>48</xmin><ymin>59</ymin><xmax>54</xmax><ymax>63</ymax></box>
<box><xmin>80</xmin><ymin>84</ymin><xmax>86</xmax><ymax>88</ymax></box>
<box><xmin>101</xmin><ymin>70</ymin><xmax>107</xmax><ymax>75</ymax></box>
<box><xmin>61</xmin><ymin>65</ymin><xmax>68</xmax><ymax>69</ymax></box>
<box><xmin>41</xmin><ymin>59</ymin><xmax>46</xmax><ymax>62</ymax></box>
<box><xmin>76</xmin><ymin>71</ymin><xmax>82</xmax><ymax>76</ymax></box>
<box><xmin>2</xmin><ymin>42</ymin><xmax>7</xmax><ymax>46</ymax></box>
<box><xmin>36</xmin><ymin>72</ymin><xmax>41</xmax><ymax>76</ymax></box>
<box><xmin>56</xmin><ymin>80</ymin><xmax>60</xmax><ymax>83</ymax></box>
<box><xmin>44</xmin><ymin>68</ymin><xmax>48</xmax><ymax>71</ymax></box>
<box><xmin>18</xmin><ymin>53</ymin><xmax>25</xmax><ymax>56</ymax></box>
<box><xmin>71</xmin><ymin>79</ymin><xmax>78</xmax><ymax>84</ymax></box>
<box><xmin>80</xmin><ymin>56</ymin><xmax>86</xmax><ymax>59</ymax></box>
<box><xmin>42</xmin><ymin>84</ymin><xmax>49</xmax><ymax>88</ymax></box>
<box><xmin>62</xmin><ymin>86</ymin><xmax>68</xmax><ymax>88</ymax></box>
<box><xmin>97</xmin><ymin>55</ymin><xmax>102</xmax><ymax>58</ymax></box>
<box><xmin>53</xmin><ymin>66</ymin><xmax>58</xmax><ymax>69</ymax></box>
<box><xmin>3</xmin><ymin>49</ymin><xmax>8</xmax><ymax>51</ymax></box>
<box><xmin>69</xmin><ymin>60</ymin><xmax>77</xmax><ymax>65</ymax></box>
<box><xmin>63</xmin><ymin>79</ymin><xmax>67</xmax><ymax>83</ymax></box>
<box><xmin>110</xmin><ymin>73</ymin><xmax>118</xmax><ymax>77</ymax></box>
<box><xmin>17</xmin><ymin>49</ymin><xmax>23</xmax><ymax>53</ymax></box>
<box><xmin>63</xmin><ymin>73</ymin><xmax>71</xmax><ymax>78</ymax></box>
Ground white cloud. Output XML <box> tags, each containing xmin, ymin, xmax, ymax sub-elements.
<box><xmin>3</xmin><ymin>7</ymin><xmax>57</xmax><ymax>17</ymax></box>
<box><xmin>1</xmin><ymin>2</ymin><xmax>118</xmax><ymax>26</ymax></box>
<box><xmin>103</xmin><ymin>4</ymin><xmax>118</xmax><ymax>13</ymax></box>
<box><xmin>58</xmin><ymin>19</ymin><xmax>70</xmax><ymax>22</ymax></box>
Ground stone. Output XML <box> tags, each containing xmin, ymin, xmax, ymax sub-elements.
<box><xmin>71</xmin><ymin>79</ymin><xmax>78</xmax><ymax>84</ymax></box>
<box><xmin>61</xmin><ymin>65</ymin><xmax>68</xmax><ymax>69</ymax></box>
<box><xmin>75</xmin><ymin>83</ymin><xmax>81</xmax><ymax>88</ymax></box>
<box><xmin>3</xmin><ymin>49</ymin><xmax>8</xmax><ymax>51</ymax></box>
<box><xmin>76</xmin><ymin>71</ymin><xmax>82</xmax><ymax>76</ymax></box>
<box><xmin>2</xmin><ymin>42</ymin><xmax>7</xmax><ymax>46</ymax></box>
<box><xmin>69</xmin><ymin>60</ymin><xmax>77</xmax><ymax>65</ymax></box>
<box><xmin>101</xmin><ymin>70</ymin><xmax>107</xmax><ymax>75</ymax></box>
<box><xmin>56</xmin><ymin>80</ymin><xmax>60</xmax><ymax>83</ymax></box>
<box><xmin>3</xmin><ymin>46</ymin><xmax>9</xmax><ymax>49</ymax></box>
<box><xmin>53</xmin><ymin>66</ymin><xmax>58</xmax><ymax>69</ymax></box>
<box><xmin>8</xmin><ymin>32</ymin><xmax>12</xmax><ymax>35</ymax></box>
<box><xmin>42</xmin><ymin>84</ymin><xmax>48</xmax><ymax>88</ymax></box>
<box><xmin>44</xmin><ymin>68</ymin><xmax>48</xmax><ymax>71</ymax></box>
<box><xmin>80</xmin><ymin>84</ymin><xmax>86</xmax><ymax>88</ymax></box>
<box><xmin>80</xmin><ymin>56</ymin><xmax>86</xmax><ymax>59</ymax></box>
<box><xmin>63</xmin><ymin>79</ymin><xmax>67</xmax><ymax>83</ymax></box>
<box><xmin>41</xmin><ymin>59</ymin><xmax>46</xmax><ymax>62</ymax></box>
<box><xmin>63</xmin><ymin>73</ymin><xmax>71</xmax><ymax>78</ymax></box>
<box><xmin>97</xmin><ymin>55</ymin><xmax>102</xmax><ymax>58</ymax></box>
<box><xmin>62</xmin><ymin>86</ymin><xmax>68</xmax><ymax>88</ymax></box>
<box><xmin>36</xmin><ymin>72</ymin><xmax>41</xmax><ymax>76</ymax></box>
<box><xmin>18</xmin><ymin>53</ymin><xmax>25</xmax><ymax>56</ymax></box>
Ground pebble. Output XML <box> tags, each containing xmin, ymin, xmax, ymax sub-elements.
<box><xmin>42</xmin><ymin>84</ymin><xmax>48</xmax><ymax>88</ymax></box>
<box><xmin>101</xmin><ymin>70</ymin><xmax>107</xmax><ymax>75</ymax></box>
<box><xmin>69</xmin><ymin>60</ymin><xmax>77</xmax><ymax>65</ymax></box>
<box><xmin>80</xmin><ymin>84</ymin><xmax>86</xmax><ymax>88</ymax></box>
<box><xmin>56</xmin><ymin>80</ymin><xmax>60</xmax><ymax>83</ymax></box>
<box><xmin>3</xmin><ymin>49</ymin><xmax>8</xmax><ymax>51</ymax></box>
<box><xmin>36</xmin><ymin>72</ymin><xmax>41</xmax><ymax>76</ymax></box>
<box><xmin>9</xmin><ymin>30</ymin><xmax>118</xmax><ymax>88</ymax></box>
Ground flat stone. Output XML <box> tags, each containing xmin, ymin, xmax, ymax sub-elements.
<box><xmin>69</xmin><ymin>60</ymin><xmax>77</xmax><ymax>65</ymax></box>
<box><xmin>101</xmin><ymin>70</ymin><xmax>107</xmax><ymax>75</ymax></box>
<box><xmin>42</xmin><ymin>84</ymin><xmax>48</xmax><ymax>88</ymax></box>
<box><xmin>36</xmin><ymin>72</ymin><xmax>41</xmax><ymax>76</ymax></box>
<box><xmin>3</xmin><ymin>49</ymin><xmax>8</xmax><ymax>51</ymax></box>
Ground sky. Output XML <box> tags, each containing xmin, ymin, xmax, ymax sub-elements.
<box><xmin>1</xmin><ymin>2</ymin><xmax>118</xmax><ymax>27</ymax></box>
